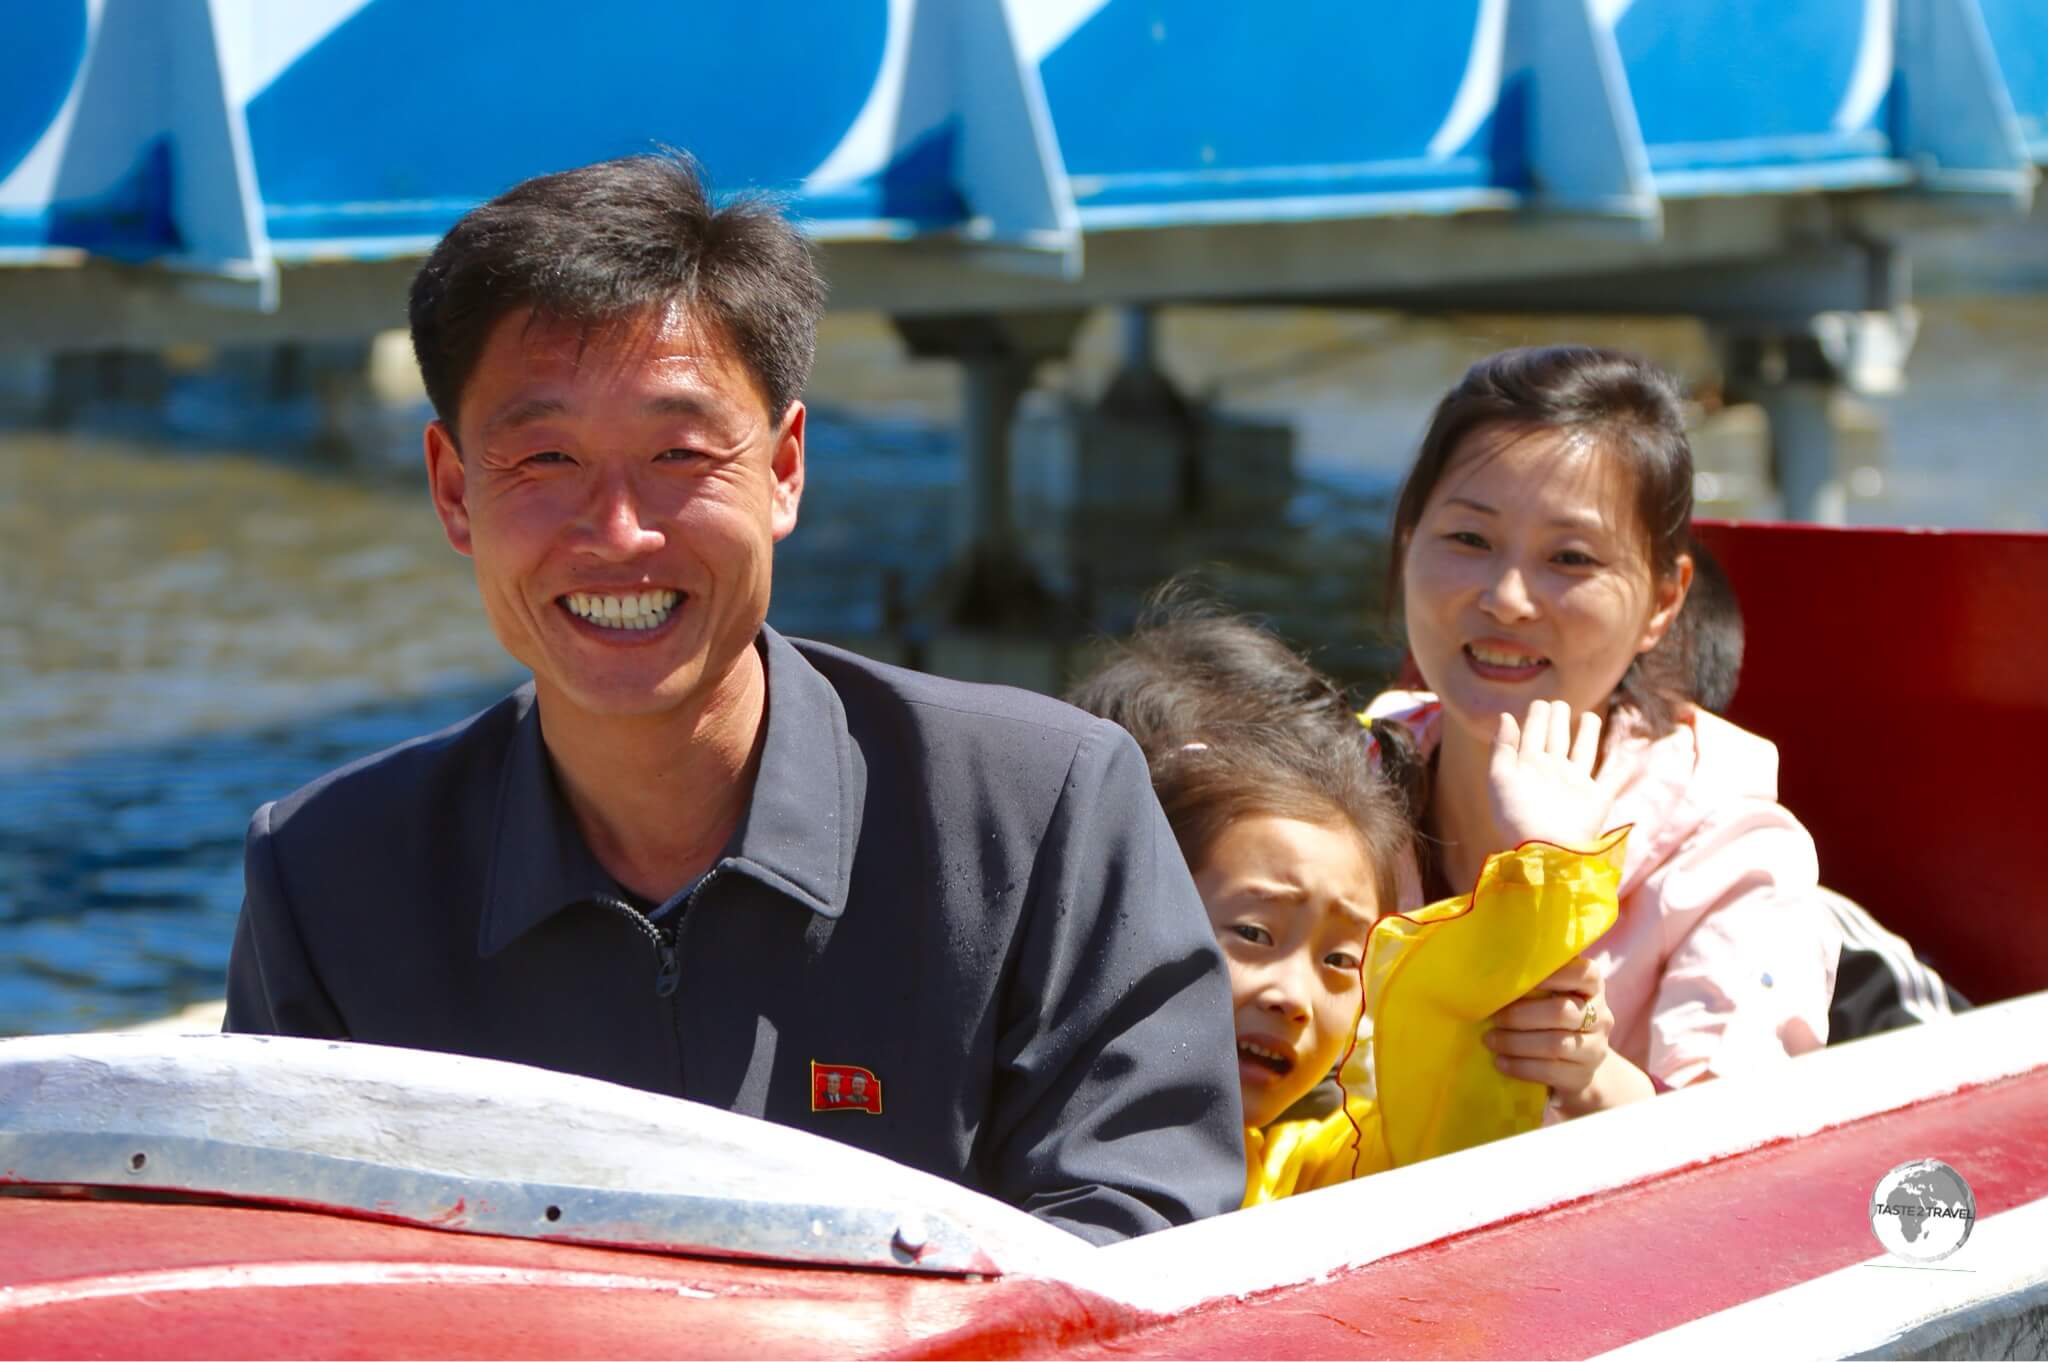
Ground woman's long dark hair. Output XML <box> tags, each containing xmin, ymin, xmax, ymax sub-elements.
<box><xmin>1387</xmin><ymin>345</ymin><xmax>1697</xmax><ymax>734</ymax></box>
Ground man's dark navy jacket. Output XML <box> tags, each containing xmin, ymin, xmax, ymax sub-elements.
<box><xmin>225</xmin><ymin>627</ymin><xmax>1245</xmax><ymax>1242</ymax></box>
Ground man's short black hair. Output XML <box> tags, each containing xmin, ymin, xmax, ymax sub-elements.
<box><xmin>408</xmin><ymin>152</ymin><xmax>827</xmax><ymax>432</ymax></box>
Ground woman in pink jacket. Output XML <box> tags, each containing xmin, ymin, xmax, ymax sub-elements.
<box><xmin>1367</xmin><ymin>345</ymin><xmax>1840</xmax><ymax>1114</ymax></box>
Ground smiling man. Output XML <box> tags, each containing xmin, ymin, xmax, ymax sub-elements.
<box><xmin>223</xmin><ymin>155</ymin><xmax>1245</xmax><ymax>1242</ymax></box>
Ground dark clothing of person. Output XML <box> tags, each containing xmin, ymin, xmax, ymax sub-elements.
<box><xmin>1829</xmin><ymin>949</ymin><xmax>1970</xmax><ymax>1040</ymax></box>
<box><xmin>225</xmin><ymin>627</ymin><xmax>1245</xmax><ymax>1243</ymax></box>
<box><xmin>1821</xmin><ymin>890</ymin><xmax>1971</xmax><ymax>1043</ymax></box>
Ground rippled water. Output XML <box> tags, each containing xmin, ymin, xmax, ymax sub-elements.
<box><xmin>0</xmin><ymin>687</ymin><xmax>510</xmax><ymax>1032</ymax></box>
<box><xmin>3</xmin><ymin>302</ymin><xmax>2042</xmax><ymax>1034</ymax></box>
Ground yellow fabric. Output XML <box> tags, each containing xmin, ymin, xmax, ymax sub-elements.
<box><xmin>1370</xmin><ymin>829</ymin><xmax>1627</xmax><ymax>1167</ymax></box>
<box><xmin>1243</xmin><ymin>1099</ymin><xmax>1390</xmax><ymax>1207</ymax></box>
<box><xmin>1239</xmin><ymin>830</ymin><xmax>1628</xmax><ymax>1205</ymax></box>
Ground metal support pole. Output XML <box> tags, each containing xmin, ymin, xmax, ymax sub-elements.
<box><xmin>1752</xmin><ymin>381</ymin><xmax>1848</xmax><ymax>525</ymax></box>
<box><xmin>1717</xmin><ymin>331</ymin><xmax>1853</xmax><ymax>525</ymax></box>
<box><xmin>0</xmin><ymin>354</ymin><xmax>51</xmax><ymax>423</ymax></box>
<box><xmin>890</xmin><ymin>312</ymin><xmax>1086</xmax><ymax>631</ymax></box>
<box><xmin>955</xmin><ymin>354</ymin><xmax>1034</xmax><ymax>564</ymax></box>
<box><xmin>1101</xmin><ymin>304</ymin><xmax>1199</xmax><ymax>511</ymax></box>
<box><xmin>1120</xmin><ymin>304</ymin><xmax>1156</xmax><ymax>374</ymax></box>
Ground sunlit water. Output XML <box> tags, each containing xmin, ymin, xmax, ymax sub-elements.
<box><xmin>3</xmin><ymin>301</ymin><xmax>2042</xmax><ymax>1034</ymax></box>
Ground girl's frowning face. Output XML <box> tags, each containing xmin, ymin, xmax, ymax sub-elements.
<box><xmin>1401</xmin><ymin>428</ymin><xmax>1690</xmax><ymax>745</ymax></box>
<box><xmin>1193</xmin><ymin>815</ymin><xmax>1379</xmax><ymax>1130</ymax></box>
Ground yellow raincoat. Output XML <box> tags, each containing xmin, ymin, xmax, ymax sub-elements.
<box><xmin>1242</xmin><ymin>830</ymin><xmax>1628</xmax><ymax>1207</ymax></box>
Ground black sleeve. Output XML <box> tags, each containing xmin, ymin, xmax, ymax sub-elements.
<box><xmin>223</xmin><ymin>801</ymin><xmax>348</xmax><ymax>1038</ymax></box>
<box><xmin>987</xmin><ymin>721</ymin><xmax>1246</xmax><ymax>1243</ymax></box>
<box><xmin>1828</xmin><ymin>945</ymin><xmax>1970</xmax><ymax>1042</ymax></box>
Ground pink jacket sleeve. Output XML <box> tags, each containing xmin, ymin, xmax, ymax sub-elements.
<box><xmin>1638</xmin><ymin>798</ymin><xmax>1841</xmax><ymax>1089</ymax></box>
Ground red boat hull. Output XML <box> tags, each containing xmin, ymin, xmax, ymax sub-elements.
<box><xmin>0</xmin><ymin>1198</ymin><xmax>1134</xmax><ymax>1360</ymax></box>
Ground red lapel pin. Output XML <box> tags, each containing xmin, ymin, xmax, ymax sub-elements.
<box><xmin>811</xmin><ymin>1061</ymin><xmax>883</xmax><ymax>1114</ymax></box>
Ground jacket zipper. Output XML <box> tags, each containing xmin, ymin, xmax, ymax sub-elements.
<box><xmin>584</xmin><ymin>867</ymin><xmax>725</xmax><ymax>1093</ymax></box>
<box><xmin>667</xmin><ymin>868</ymin><xmax>728</xmax><ymax>1080</ymax></box>
<box><xmin>585</xmin><ymin>892</ymin><xmax>681</xmax><ymax>996</ymax></box>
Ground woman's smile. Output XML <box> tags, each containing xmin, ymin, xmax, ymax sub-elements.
<box><xmin>1463</xmin><ymin>638</ymin><xmax>1551</xmax><ymax>682</ymax></box>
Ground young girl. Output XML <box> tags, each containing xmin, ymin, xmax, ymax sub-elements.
<box><xmin>1070</xmin><ymin>600</ymin><xmax>1626</xmax><ymax>1203</ymax></box>
<box><xmin>1371</xmin><ymin>345</ymin><xmax>1840</xmax><ymax>1107</ymax></box>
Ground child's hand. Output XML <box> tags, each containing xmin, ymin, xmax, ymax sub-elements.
<box><xmin>1484</xmin><ymin>957</ymin><xmax>1652</xmax><ymax>1117</ymax></box>
<box><xmin>1486</xmin><ymin>699</ymin><xmax>1613</xmax><ymax>850</ymax></box>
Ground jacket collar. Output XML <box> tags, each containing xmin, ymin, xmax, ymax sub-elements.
<box><xmin>477</xmin><ymin>625</ymin><xmax>867</xmax><ymax>957</ymax></box>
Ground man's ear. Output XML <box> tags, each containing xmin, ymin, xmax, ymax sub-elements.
<box><xmin>1638</xmin><ymin>552</ymin><xmax>1694</xmax><ymax>654</ymax></box>
<box><xmin>424</xmin><ymin>419</ymin><xmax>474</xmax><ymax>557</ymax></box>
<box><xmin>769</xmin><ymin>400</ymin><xmax>806</xmax><ymax>542</ymax></box>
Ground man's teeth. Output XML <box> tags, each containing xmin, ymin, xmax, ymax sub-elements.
<box><xmin>564</xmin><ymin>590</ymin><xmax>679</xmax><ymax>630</ymax></box>
<box><xmin>1468</xmin><ymin>644</ymin><xmax>1545</xmax><ymax>668</ymax></box>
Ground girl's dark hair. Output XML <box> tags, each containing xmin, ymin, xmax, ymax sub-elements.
<box><xmin>1067</xmin><ymin>589</ymin><xmax>1414</xmax><ymax>911</ymax></box>
<box><xmin>1387</xmin><ymin>345</ymin><xmax>1696</xmax><ymax>734</ymax></box>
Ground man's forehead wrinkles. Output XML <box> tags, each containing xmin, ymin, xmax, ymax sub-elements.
<box><xmin>474</xmin><ymin>398</ymin><xmax>755</xmax><ymax>465</ymax></box>
<box><xmin>643</xmin><ymin>392</ymin><xmax>725</xmax><ymax>420</ymax></box>
<box><xmin>481</xmin><ymin>351</ymin><xmax>734</xmax><ymax>419</ymax></box>
<box><xmin>484</xmin><ymin>396</ymin><xmax>570</xmax><ymax>433</ymax></box>
<box><xmin>479</xmin><ymin>303</ymin><xmax>776</xmax><ymax>427</ymax></box>
<box><xmin>502</xmin><ymin>307</ymin><xmax>704</xmax><ymax>372</ymax></box>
